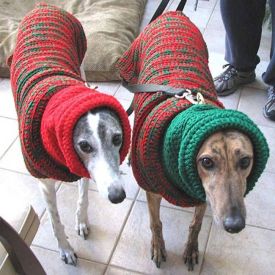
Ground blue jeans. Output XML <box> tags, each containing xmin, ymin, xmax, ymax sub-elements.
<box><xmin>221</xmin><ymin>0</ymin><xmax>275</xmax><ymax>86</ymax></box>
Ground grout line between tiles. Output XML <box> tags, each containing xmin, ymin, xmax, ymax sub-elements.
<box><xmin>106</xmin><ymin>264</ymin><xmax>146</xmax><ymax>274</ymax></box>
<box><xmin>201</xmin><ymin>0</ymin><xmax>219</xmax><ymax>35</ymax></box>
<box><xmin>0</xmin><ymin>116</ymin><xmax>17</xmax><ymax>120</ymax></box>
<box><xmin>0</xmin><ymin>166</ymin><xmax>30</xmax><ymax>176</ymax></box>
<box><xmin>103</xmin><ymin>189</ymin><xmax>141</xmax><ymax>274</ymax></box>
<box><xmin>198</xmin><ymin>219</ymin><xmax>213</xmax><ymax>275</ymax></box>
<box><xmin>0</xmin><ymin>135</ymin><xmax>18</xmax><ymax>161</ymax></box>
<box><xmin>31</xmin><ymin>244</ymin><xmax>109</xmax><ymax>267</ymax></box>
<box><xmin>244</xmin><ymin>223</ymin><xmax>275</xmax><ymax>232</ymax></box>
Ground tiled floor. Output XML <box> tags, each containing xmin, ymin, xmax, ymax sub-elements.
<box><xmin>1</xmin><ymin>0</ymin><xmax>275</xmax><ymax>274</ymax></box>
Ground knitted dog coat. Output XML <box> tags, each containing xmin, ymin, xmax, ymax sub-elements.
<box><xmin>117</xmin><ymin>11</ymin><xmax>269</xmax><ymax>207</ymax></box>
<box><xmin>9</xmin><ymin>3</ymin><xmax>131</xmax><ymax>181</ymax></box>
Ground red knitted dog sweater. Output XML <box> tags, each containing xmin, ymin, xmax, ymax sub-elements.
<box><xmin>117</xmin><ymin>11</ymin><xmax>223</xmax><ymax>207</ymax></box>
<box><xmin>9</xmin><ymin>3</ymin><xmax>131</xmax><ymax>181</ymax></box>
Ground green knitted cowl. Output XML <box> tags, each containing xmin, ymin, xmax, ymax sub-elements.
<box><xmin>163</xmin><ymin>104</ymin><xmax>269</xmax><ymax>201</ymax></box>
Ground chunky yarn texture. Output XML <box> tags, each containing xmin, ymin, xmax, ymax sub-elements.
<box><xmin>9</xmin><ymin>3</ymin><xmax>131</xmax><ymax>181</ymax></box>
<box><xmin>163</xmin><ymin>104</ymin><xmax>269</xmax><ymax>201</ymax></box>
<box><xmin>117</xmin><ymin>11</ymin><xmax>269</xmax><ymax>206</ymax></box>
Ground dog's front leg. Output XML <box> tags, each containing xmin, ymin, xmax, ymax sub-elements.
<box><xmin>39</xmin><ymin>179</ymin><xmax>77</xmax><ymax>265</ymax></box>
<box><xmin>146</xmin><ymin>191</ymin><xmax>166</xmax><ymax>268</ymax></box>
<box><xmin>75</xmin><ymin>178</ymin><xmax>89</xmax><ymax>239</ymax></box>
<box><xmin>183</xmin><ymin>203</ymin><xmax>206</xmax><ymax>271</ymax></box>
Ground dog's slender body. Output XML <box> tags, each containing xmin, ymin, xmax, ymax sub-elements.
<box><xmin>147</xmin><ymin>130</ymin><xmax>254</xmax><ymax>270</ymax></box>
<box><xmin>9</xmin><ymin>4</ymin><xmax>131</xmax><ymax>266</ymax></box>
<box><xmin>39</xmin><ymin>108</ymin><xmax>126</xmax><ymax>265</ymax></box>
<box><xmin>117</xmin><ymin>11</ymin><xmax>268</xmax><ymax>272</ymax></box>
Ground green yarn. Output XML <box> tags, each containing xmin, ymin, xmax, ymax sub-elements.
<box><xmin>163</xmin><ymin>104</ymin><xmax>269</xmax><ymax>201</ymax></box>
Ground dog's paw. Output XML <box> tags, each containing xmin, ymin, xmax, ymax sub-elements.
<box><xmin>183</xmin><ymin>243</ymin><xmax>199</xmax><ymax>271</ymax></box>
<box><xmin>59</xmin><ymin>247</ymin><xmax>78</xmax><ymax>266</ymax></box>
<box><xmin>75</xmin><ymin>222</ymin><xmax>89</xmax><ymax>240</ymax></box>
<box><xmin>151</xmin><ymin>235</ymin><xmax>167</xmax><ymax>268</ymax></box>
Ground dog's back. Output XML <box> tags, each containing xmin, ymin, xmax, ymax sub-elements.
<box><xmin>117</xmin><ymin>11</ymin><xmax>223</xmax><ymax>207</ymax></box>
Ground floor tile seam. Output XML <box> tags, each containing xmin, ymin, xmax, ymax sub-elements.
<box><xmin>112</xmin><ymin>83</ymin><xmax>122</xmax><ymax>97</ymax></box>
<box><xmin>112</xmin><ymin>82</ymin><xmax>122</xmax><ymax>96</ymax></box>
<box><xmin>245</xmin><ymin>223</ymin><xmax>275</xmax><ymax>232</ymax></box>
<box><xmin>31</xmin><ymin>244</ymin><xmax>109</xmax><ymax>266</ymax></box>
<box><xmin>104</xmin><ymin>264</ymin><xmax>147</xmax><ymax>275</ymax></box>
<box><xmin>198</xmin><ymin>219</ymin><xmax>213</xmax><ymax>275</ymax></box>
<box><xmin>0</xmin><ymin>166</ymin><xmax>30</xmax><ymax>176</ymax></box>
<box><xmin>200</xmin><ymin>0</ymin><xmax>218</xmax><ymax>35</ymax></box>
<box><xmin>0</xmin><ymin>135</ymin><xmax>18</xmax><ymax>160</ymax></box>
<box><xmin>0</xmin><ymin>116</ymin><xmax>17</xmax><ymax>121</ymax></box>
<box><xmin>135</xmin><ymin>197</ymin><xmax>213</xmax><ymax>217</ymax></box>
<box><xmin>104</xmin><ymin>190</ymin><xmax>141</xmax><ymax>271</ymax></box>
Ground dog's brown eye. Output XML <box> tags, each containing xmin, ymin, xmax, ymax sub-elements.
<box><xmin>79</xmin><ymin>141</ymin><xmax>94</xmax><ymax>153</ymax></box>
<box><xmin>201</xmin><ymin>158</ymin><xmax>214</xmax><ymax>170</ymax></box>
<box><xmin>239</xmin><ymin>157</ymin><xmax>251</xmax><ymax>169</ymax></box>
<box><xmin>112</xmin><ymin>134</ymin><xmax>122</xmax><ymax>146</ymax></box>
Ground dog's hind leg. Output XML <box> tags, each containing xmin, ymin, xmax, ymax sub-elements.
<box><xmin>39</xmin><ymin>179</ymin><xmax>77</xmax><ymax>265</ymax></box>
<box><xmin>183</xmin><ymin>203</ymin><xmax>207</xmax><ymax>271</ymax></box>
<box><xmin>146</xmin><ymin>191</ymin><xmax>167</xmax><ymax>268</ymax></box>
<box><xmin>75</xmin><ymin>178</ymin><xmax>89</xmax><ymax>239</ymax></box>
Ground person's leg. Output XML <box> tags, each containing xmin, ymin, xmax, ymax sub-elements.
<box><xmin>223</xmin><ymin>0</ymin><xmax>266</xmax><ymax>71</ymax></box>
<box><xmin>263</xmin><ymin>0</ymin><xmax>275</xmax><ymax>120</ymax></box>
<box><xmin>215</xmin><ymin>0</ymin><xmax>266</xmax><ymax>96</ymax></box>
<box><xmin>263</xmin><ymin>0</ymin><xmax>275</xmax><ymax>85</ymax></box>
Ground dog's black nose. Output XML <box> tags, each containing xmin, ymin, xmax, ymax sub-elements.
<box><xmin>108</xmin><ymin>187</ymin><xmax>126</xmax><ymax>204</ymax></box>
<box><xmin>223</xmin><ymin>211</ymin><xmax>245</xmax><ymax>234</ymax></box>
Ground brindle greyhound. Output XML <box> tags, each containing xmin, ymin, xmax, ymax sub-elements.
<box><xmin>146</xmin><ymin>130</ymin><xmax>254</xmax><ymax>270</ymax></box>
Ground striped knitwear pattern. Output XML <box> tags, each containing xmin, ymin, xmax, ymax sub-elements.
<box><xmin>9</xmin><ymin>3</ymin><xmax>131</xmax><ymax>181</ymax></box>
<box><xmin>117</xmin><ymin>11</ymin><xmax>224</xmax><ymax>207</ymax></box>
<box><xmin>117</xmin><ymin>11</ymin><xmax>269</xmax><ymax>206</ymax></box>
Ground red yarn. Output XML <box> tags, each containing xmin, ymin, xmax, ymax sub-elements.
<box><xmin>9</xmin><ymin>3</ymin><xmax>131</xmax><ymax>181</ymax></box>
<box><xmin>117</xmin><ymin>11</ymin><xmax>223</xmax><ymax>207</ymax></box>
<box><xmin>41</xmin><ymin>85</ymin><xmax>131</xmax><ymax>178</ymax></box>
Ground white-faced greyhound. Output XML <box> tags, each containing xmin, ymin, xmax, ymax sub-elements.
<box><xmin>8</xmin><ymin>3</ymin><xmax>131</xmax><ymax>265</ymax></box>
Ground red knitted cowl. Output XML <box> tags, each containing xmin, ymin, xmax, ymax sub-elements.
<box><xmin>9</xmin><ymin>3</ymin><xmax>131</xmax><ymax>181</ymax></box>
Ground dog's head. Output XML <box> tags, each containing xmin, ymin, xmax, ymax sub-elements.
<box><xmin>73</xmin><ymin>108</ymin><xmax>127</xmax><ymax>204</ymax></box>
<box><xmin>196</xmin><ymin>130</ymin><xmax>253</xmax><ymax>233</ymax></box>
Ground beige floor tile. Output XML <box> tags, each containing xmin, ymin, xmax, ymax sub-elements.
<box><xmin>0</xmin><ymin>168</ymin><xmax>46</xmax><ymax>217</ymax></box>
<box><xmin>111</xmin><ymin>201</ymin><xmax>212</xmax><ymax>274</ymax></box>
<box><xmin>0</xmin><ymin>79</ymin><xmax>17</xmax><ymax>119</ymax></box>
<box><xmin>139</xmin><ymin>0</ymin><xmax>162</xmax><ymax>31</ymax></box>
<box><xmin>0</xmin><ymin>117</ymin><xmax>18</xmax><ymax>158</ymax></box>
<box><xmin>258</xmin><ymin>125</ymin><xmax>275</xmax><ymax>174</ymax></box>
<box><xmin>238</xmin><ymin>86</ymin><xmax>275</xmax><ymax>128</ymax></box>
<box><xmin>245</xmin><ymin>171</ymin><xmax>275</xmax><ymax>230</ymax></box>
<box><xmin>106</xmin><ymin>266</ymin><xmax>144</xmax><ymax>275</ymax></box>
<box><xmin>137</xmin><ymin>189</ymin><xmax>213</xmax><ymax>217</ymax></box>
<box><xmin>31</xmin><ymin>246</ymin><xmax>106</xmax><ymax>275</ymax></box>
<box><xmin>0</xmin><ymin>137</ymin><xmax>29</xmax><ymax>174</ymax></box>
<box><xmin>200</xmin><ymin>225</ymin><xmax>275</xmax><ymax>275</ymax></box>
<box><xmin>88</xmin><ymin>81</ymin><xmax>121</xmax><ymax>96</ymax></box>
<box><xmin>33</xmin><ymin>184</ymin><xmax>133</xmax><ymax>264</ymax></box>
<box><xmin>114</xmin><ymin>85</ymin><xmax>134</xmax><ymax>102</ymax></box>
<box><xmin>168</xmin><ymin>0</ymin><xmax>217</xmax><ymax>31</ymax></box>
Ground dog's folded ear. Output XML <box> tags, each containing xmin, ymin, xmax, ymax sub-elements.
<box><xmin>6</xmin><ymin>54</ymin><xmax>13</xmax><ymax>68</ymax></box>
